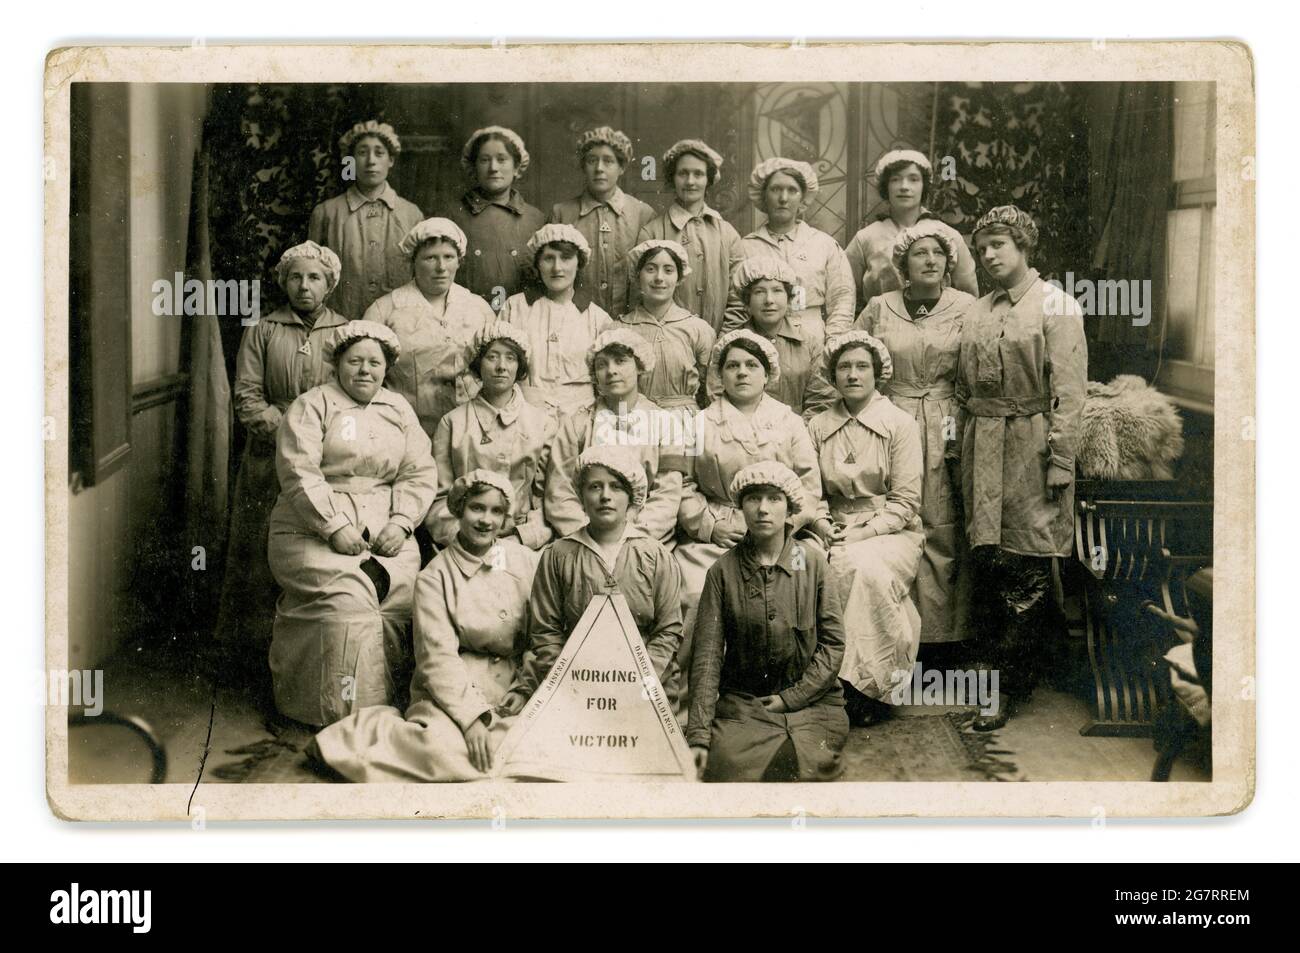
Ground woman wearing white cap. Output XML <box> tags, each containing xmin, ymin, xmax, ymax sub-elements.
<box><xmin>954</xmin><ymin>205</ymin><xmax>1086</xmax><ymax>731</ymax></box>
<box><xmin>732</xmin><ymin>157</ymin><xmax>856</xmax><ymax>346</ymax></box>
<box><xmin>446</xmin><ymin>126</ymin><xmax>546</xmax><ymax>303</ymax></box>
<box><xmin>844</xmin><ymin>149</ymin><xmax>979</xmax><ymax>311</ymax></box>
<box><xmin>267</xmin><ymin>320</ymin><xmax>438</xmax><ymax>728</ymax></box>
<box><xmin>550</xmin><ymin>126</ymin><xmax>659</xmax><ymax>317</ymax></box>
<box><xmin>543</xmin><ymin>327</ymin><xmax>684</xmax><ymax>546</ymax></box>
<box><xmin>635</xmin><ymin>139</ymin><xmax>746</xmax><ymax>334</ymax></box>
<box><xmin>499</xmin><ymin>223</ymin><xmax>614</xmax><ymax>423</ymax></box>
<box><xmin>427</xmin><ymin>322</ymin><xmax>557</xmax><ymax>551</ymax></box>
<box><xmin>855</xmin><ymin>221</ymin><xmax>978</xmax><ymax>647</ymax></box>
<box><xmin>363</xmin><ymin>217</ymin><xmax>496</xmax><ymax>437</ymax></box>
<box><xmin>708</xmin><ymin>256</ymin><xmax>838</xmax><ymax>420</ymax></box>
<box><xmin>310</xmin><ymin>470</ymin><xmax>538</xmax><ymax>781</ymax></box>
<box><xmin>808</xmin><ymin>331</ymin><xmax>926</xmax><ymax>726</ymax></box>
<box><xmin>688</xmin><ymin>461</ymin><xmax>849</xmax><ymax>782</ymax></box>
<box><xmin>215</xmin><ymin>241</ymin><xmax>351</xmax><ymax>673</ymax></box>
<box><xmin>309</xmin><ymin>120</ymin><xmax>424</xmax><ymax>320</ymax></box>
<box><xmin>497</xmin><ymin>446</ymin><xmax>684</xmax><ymax>718</ymax></box>
<box><xmin>618</xmin><ymin>239</ymin><xmax>716</xmax><ymax>416</ymax></box>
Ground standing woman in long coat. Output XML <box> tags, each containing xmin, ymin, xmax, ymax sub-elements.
<box><xmin>635</xmin><ymin>139</ymin><xmax>746</xmax><ymax>333</ymax></box>
<box><xmin>364</xmin><ymin>217</ymin><xmax>496</xmax><ymax>437</ymax></box>
<box><xmin>550</xmin><ymin>126</ymin><xmax>658</xmax><ymax>318</ymax></box>
<box><xmin>308</xmin><ymin>121</ymin><xmax>423</xmax><ymax>320</ymax></box>
<box><xmin>843</xmin><ymin>150</ymin><xmax>979</xmax><ymax>312</ymax></box>
<box><xmin>952</xmin><ymin>205</ymin><xmax>1087</xmax><ymax>730</ymax></box>
<box><xmin>215</xmin><ymin>241</ymin><xmax>349</xmax><ymax>672</ymax></box>
<box><xmin>856</xmin><ymin>220</ymin><xmax>978</xmax><ymax>646</ymax></box>
<box><xmin>732</xmin><ymin>157</ymin><xmax>856</xmax><ymax>346</ymax></box>
<box><xmin>446</xmin><ymin>126</ymin><xmax>546</xmax><ymax>306</ymax></box>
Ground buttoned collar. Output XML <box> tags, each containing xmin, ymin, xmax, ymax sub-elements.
<box><xmin>345</xmin><ymin>183</ymin><xmax>398</xmax><ymax>213</ymax></box>
<box><xmin>820</xmin><ymin>393</ymin><xmax>894</xmax><ymax>440</ymax></box>
<box><xmin>443</xmin><ymin>536</ymin><xmax>507</xmax><ymax>579</ymax></box>
<box><xmin>265</xmin><ymin>305</ymin><xmax>348</xmax><ymax>329</ymax></box>
<box><xmin>668</xmin><ymin>201</ymin><xmax>721</xmax><ymax>230</ymax></box>
<box><xmin>578</xmin><ymin>187</ymin><xmax>628</xmax><ymax>217</ymax></box>
<box><xmin>473</xmin><ymin>384</ymin><xmax>525</xmax><ymax>427</ymax></box>
<box><xmin>464</xmin><ymin>187</ymin><xmax>526</xmax><ymax>216</ymax></box>
<box><xmin>738</xmin><ymin>530</ymin><xmax>801</xmax><ymax>581</ymax></box>
<box><xmin>323</xmin><ymin>379</ymin><xmax>404</xmax><ymax>410</ymax></box>
<box><xmin>993</xmin><ymin>267</ymin><xmax>1041</xmax><ymax>306</ymax></box>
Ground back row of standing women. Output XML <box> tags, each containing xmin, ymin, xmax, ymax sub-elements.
<box><xmin>218</xmin><ymin>117</ymin><xmax>1087</xmax><ymax>781</ymax></box>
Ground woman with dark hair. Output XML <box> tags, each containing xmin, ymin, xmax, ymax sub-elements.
<box><xmin>635</xmin><ymin>139</ymin><xmax>745</xmax><ymax>333</ymax></box>
<box><xmin>310</xmin><ymin>470</ymin><xmax>538</xmax><ymax>780</ymax></box>
<box><xmin>710</xmin><ymin>256</ymin><xmax>837</xmax><ymax>419</ymax></box>
<box><xmin>544</xmin><ymin>327</ymin><xmax>683</xmax><ymax>545</ymax></box>
<box><xmin>429</xmin><ymin>321</ymin><xmax>556</xmax><ymax>551</ymax></box>
<box><xmin>364</xmin><ymin>217</ymin><xmax>496</xmax><ymax>437</ymax></box>
<box><xmin>844</xmin><ymin>149</ymin><xmax>979</xmax><ymax>310</ymax></box>
<box><xmin>499</xmin><ymin>223</ymin><xmax>614</xmax><ymax>422</ymax></box>
<box><xmin>497</xmin><ymin>446</ymin><xmax>684</xmax><ymax>718</ymax></box>
<box><xmin>953</xmin><ymin>205</ymin><xmax>1087</xmax><ymax>730</ymax></box>
<box><xmin>688</xmin><ymin>461</ymin><xmax>849</xmax><ymax>782</ymax></box>
<box><xmin>309</xmin><ymin>120</ymin><xmax>424</xmax><ymax>320</ymax></box>
<box><xmin>675</xmin><ymin>330</ymin><xmax>824</xmax><ymax>707</ymax></box>
<box><xmin>446</xmin><ymin>126</ymin><xmax>546</xmax><ymax>303</ymax></box>
<box><xmin>267</xmin><ymin>321</ymin><xmax>439</xmax><ymax>728</ymax></box>
<box><xmin>855</xmin><ymin>220</ymin><xmax>978</xmax><ymax>646</ymax></box>
<box><xmin>808</xmin><ymin>332</ymin><xmax>926</xmax><ymax>726</ymax></box>
<box><xmin>216</xmin><ymin>241</ymin><xmax>350</xmax><ymax>665</ymax></box>
<box><xmin>733</xmin><ymin>157</ymin><xmax>856</xmax><ymax>345</ymax></box>
<box><xmin>618</xmin><ymin>239</ymin><xmax>716</xmax><ymax>415</ymax></box>
<box><xmin>550</xmin><ymin>126</ymin><xmax>658</xmax><ymax>317</ymax></box>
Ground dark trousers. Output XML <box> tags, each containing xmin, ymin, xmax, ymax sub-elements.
<box><xmin>969</xmin><ymin>546</ymin><xmax>1063</xmax><ymax>702</ymax></box>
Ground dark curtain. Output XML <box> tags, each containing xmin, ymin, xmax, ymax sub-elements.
<box><xmin>930</xmin><ymin>82</ymin><xmax>1092</xmax><ymax>298</ymax></box>
<box><xmin>1085</xmin><ymin>82</ymin><xmax>1173</xmax><ymax>372</ymax></box>
<box><xmin>181</xmin><ymin>83</ymin><xmax>386</xmax><ymax>626</ymax></box>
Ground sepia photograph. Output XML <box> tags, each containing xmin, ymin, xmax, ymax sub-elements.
<box><xmin>43</xmin><ymin>41</ymin><xmax>1254</xmax><ymax>820</ymax></box>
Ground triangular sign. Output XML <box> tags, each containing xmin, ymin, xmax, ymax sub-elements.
<box><xmin>494</xmin><ymin>593</ymin><xmax>694</xmax><ymax>782</ymax></box>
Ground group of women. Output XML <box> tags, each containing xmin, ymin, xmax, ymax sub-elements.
<box><xmin>217</xmin><ymin>118</ymin><xmax>1088</xmax><ymax>784</ymax></box>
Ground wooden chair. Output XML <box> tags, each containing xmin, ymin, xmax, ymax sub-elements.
<box><xmin>1071</xmin><ymin>480</ymin><xmax>1211</xmax><ymax>736</ymax></box>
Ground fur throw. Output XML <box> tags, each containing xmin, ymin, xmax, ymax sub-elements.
<box><xmin>1076</xmin><ymin>375</ymin><xmax>1185</xmax><ymax>480</ymax></box>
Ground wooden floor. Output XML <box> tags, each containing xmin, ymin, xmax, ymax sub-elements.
<box><xmin>66</xmin><ymin>640</ymin><xmax>1210</xmax><ymax>787</ymax></box>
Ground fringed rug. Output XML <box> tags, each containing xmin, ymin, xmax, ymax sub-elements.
<box><xmin>840</xmin><ymin>709</ymin><xmax>1020</xmax><ymax>781</ymax></box>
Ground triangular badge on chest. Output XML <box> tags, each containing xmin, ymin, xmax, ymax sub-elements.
<box><xmin>844</xmin><ymin>451</ymin><xmax>856</xmax><ymax>464</ymax></box>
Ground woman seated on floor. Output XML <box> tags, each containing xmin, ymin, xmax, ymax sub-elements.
<box><xmin>687</xmin><ymin>462</ymin><xmax>849</xmax><ymax>782</ymax></box>
<box><xmin>497</xmin><ymin>445</ymin><xmax>684</xmax><ymax>718</ymax></box>
<box><xmin>310</xmin><ymin>471</ymin><xmax>537</xmax><ymax>780</ymax></box>
<box><xmin>267</xmin><ymin>320</ymin><xmax>438</xmax><ymax>728</ymax></box>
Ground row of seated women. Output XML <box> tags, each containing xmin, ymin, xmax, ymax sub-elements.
<box><xmin>215</xmin><ymin>119</ymin><xmax>1088</xmax><ymax>783</ymax></box>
